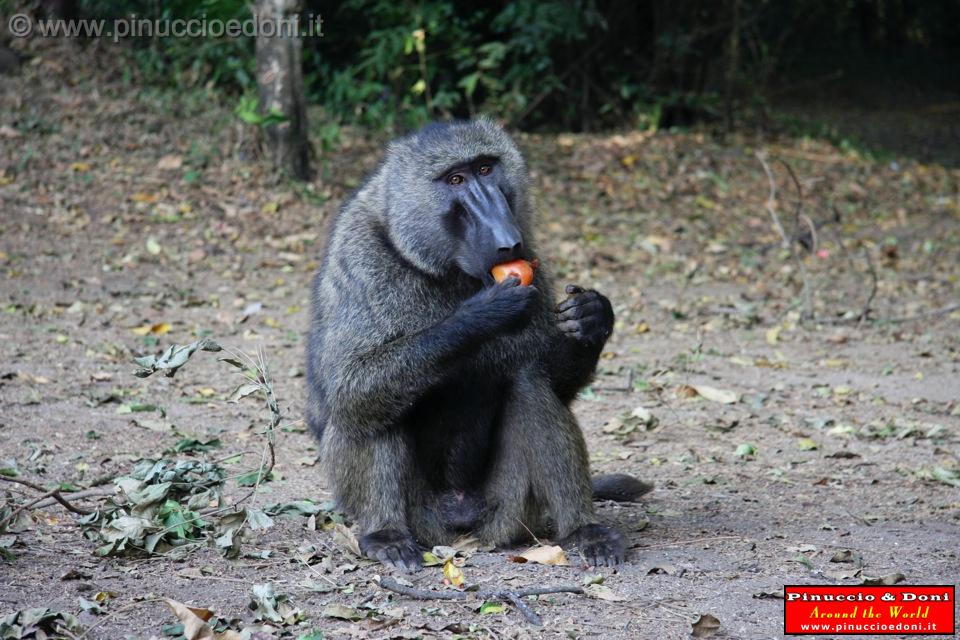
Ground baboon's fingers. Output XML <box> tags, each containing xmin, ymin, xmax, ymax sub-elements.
<box><xmin>567</xmin><ymin>523</ymin><xmax>627</xmax><ymax>567</ymax></box>
<box><xmin>564</xmin><ymin>283</ymin><xmax>586</xmax><ymax>295</ymax></box>
<box><xmin>401</xmin><ymin>549</ymin><xmax>422</xmax><ymax>572</ymax></box>
<box><xmin>394</xmin><ymin>539</ymin><xmax>423</xmax><ymax>572</ymax></box>
<box><xmin>583</xmin><ymin>542</ymin><xmax>623</xmax><ymax>567</ymax></box>
<box><xmin>384</xmin><ymin>546</ymin><xmax>402</xmax><ymax>567</ymax></box>
<box><xmin>556</xmin><ymin>291</ymin><xmax>598</xmax><ymax>313</ymax></box>
<box><xmin>557</xmin><ymin>299</ymin><xmax>604</xmax><ymax>320</ymax></box>
<box><xmin>493</xmin><ymin>275</ymin><xmax>521</xmax><ymax>289</ymax></box>
<box><xmin>556</xmin><ymin>320</ymin><xmax>583</xmax><ymax>337</ymax></box>
<box><xmin>587</xmin><ymin>545</ymin><xmax>603</xmax><ymax>567</ymax></box>
<box><xmin>360</xmin><ymin>529</ymin><xmax>423</xmax><ymax>571</ymax></box>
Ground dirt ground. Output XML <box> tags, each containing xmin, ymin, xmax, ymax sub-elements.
<box><xmin>1</xmin><ymin>39</ymin><xmax>958</xmax><ymax>640</ymax></box>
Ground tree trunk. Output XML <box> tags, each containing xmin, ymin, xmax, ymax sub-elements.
<box><xmin>724</xmin><ymin>0</ymin><xmax>741</xmax><ymax>132</ymax></box>
<box><xmin>254</xmin><ymin>0</ymin><xmax>310</xmax><ymax>181</ymax></box>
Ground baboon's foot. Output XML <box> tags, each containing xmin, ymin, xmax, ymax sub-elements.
<box><xmin>563</xmin><ymin>523</ymin><xmax>626</xmax><ymax>567</ymax></box>
<box><xmin>359</xmin><ymin>528</ymin><xmax>422</xmax><ymax>571</ymax></box>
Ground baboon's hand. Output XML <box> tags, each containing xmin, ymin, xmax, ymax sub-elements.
<box><xmin>564</xmin><ymin>523</ymin><xmax>626</xmax><ymax>567</ymax></box>
<box><xmin>459</xmin><ymin>277</ymin><xmax>539</xmax><ymax>336</ymax></box>
<box><xmin>556</xmin><ymin>285</ymin><xmax>614</xmax><ymax>345</ymax></box>
<box><xmin>359</xmin><ymin>529</ymin><xmax>423</xmax><ymax>571</ymax></box>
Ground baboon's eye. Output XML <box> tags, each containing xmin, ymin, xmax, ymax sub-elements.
<box><xmin>447</xmin><ymin>173</ymin><xmax>465</xmax><ymax>186</ymax></box>
<box><xmin>478</xmin><ymin>164</ymin><xmax>493</xmax><ymax>176</ymax></box>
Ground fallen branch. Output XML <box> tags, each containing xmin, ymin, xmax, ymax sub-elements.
<box><xmin>31</xmin><ymin>486</ymin><xmax>115</xmax><ymax>510</ymax></box>
<box><xmin>882</xmin><ymin>302</ymin><xmax>960</xmax><ymax>323</ymax></box>
<box><xmin>756</xmin><ymin>152</ymin><xmax>815</xmax><ymax>321</ymax></box>
<box><xmin>824</xmin><ymin>302</ymin><xmax>960</xmax><ymax>325</ymax></box>
<box><xmin>634</xmin><ymin>534</ymin><xmax>744</xmax><ymax>550</ymax></box>
<box><xmin>856</xmin><ymin>245</ymin><xmax>879</xmax><ymax>322</ymax></box>
<box><xmin>503</xmin><ymin>591</ymin><xmax>543</xmax><ymax>626</ymax></box>
<box><xmin>0</xmin><ymin>475</ymin><xmax>93</xmax><ymax>527</ymax></box>
<box><xmin>755</xmin><ymin>151</ymin><xmax>790</xmax><ymax>248</ymax></box>
<box><xmin>378</xmin><ymin>576</ymin><xmax>584</xmax><ymax>626</ymax></box>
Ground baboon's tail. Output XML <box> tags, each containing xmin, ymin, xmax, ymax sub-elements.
<box><xmin>591</xmin><ymin>474</ymin><xmax>653</xmax><ymax>502</ymax></box>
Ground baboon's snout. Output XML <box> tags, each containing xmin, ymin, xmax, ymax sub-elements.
<box><xmin>458</xmin><ymin>180</ymin><xmax>524</xmax><ymax>280</ymax></box>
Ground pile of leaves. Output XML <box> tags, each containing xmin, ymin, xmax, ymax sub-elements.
<box><xmin>161</xmin><ymin>581</ymin><xmax>333</xmax><ymax>640</ymax></box>
<box><xmin>79</xmin><ymin>458</ymin><xmax>227</xmax><ymax>557</ymax></box>
<box><xmin>0</xmin><ymin>608</ymin><xmax>81</xmax><ymax>640</ymax></box>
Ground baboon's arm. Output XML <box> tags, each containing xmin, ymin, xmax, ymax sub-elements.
<box><xmin>325</xmin><ymin>320</ymin><xmax>467</xmax><ymax>437</ymax></box>
<box><xmin>542</xmin><ymin>338</ymin><xmax>605</xmax><ymax>403</ymax></box>
<box><xmin>326</xmin><ymin>280</ymin><xmax>537</xmax><ymax>437</ymax></box>
<box><xmin>542</xmin><ymin>286</ymin><xmax>614</xmax><ymax>403</ymax></box>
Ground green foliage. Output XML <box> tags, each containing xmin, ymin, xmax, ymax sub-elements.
<box><xmin>80</xmin><ymin>0</ymin><xmax>255</xmax><ymax>91</ymax></box>
<box><xmin>235</xmin><ymin>95</ymin><xmax>290</xmax><ymax>127</ymax></box>
<box><xmin>79</xmin><ymin>0</ymin><xmax>960</xmax><ymax>132</ymax></box>
<box><xmin>79</xmin><ymin>458</ymin><xmax>226</xmax><ymax>556</ymax></box>
<box><xmin>310</xmin><ymin>0</ymin><xmax>605</xmax><ymax>130</ymax></box>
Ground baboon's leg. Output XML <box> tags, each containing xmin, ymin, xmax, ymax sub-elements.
<box><xmin>477</xmin><ymin>371</ymin><xmax>626</xmax><ymax>565</ymax></box>
<box><xmin>323</xmin><ymin>427</ymin><xmax>437</xmax><ymax>570</ymax></box>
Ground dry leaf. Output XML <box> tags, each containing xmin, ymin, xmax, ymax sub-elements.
<box><xmin>691</xmin><ymin>384</ymin><xmax>739</xmax><ymax>404</ymax></box>
<box><xmin>512</xmin><ymin>545</ymin><xmax>569</xmax><ymax>566</ymax></box>
<box><xmin>602</xmin><ymin>416</ymin><xmax>624</xmax><ymax>433</ymax></box>
<box><xmin>331</xmin><ymin>523</ymin><xmax>362</xmax><ymax>557</ymax></box>
<box><xmin>451</xmin><ymin>535</ymin><xmax>488</xmax><ymax>554</ymax></box>
<box><xmin>443</xmin><ymin>558</ymin><xmax>465</xmax><ymax>587</ymax></box>
<box><xmin>821</xmin><ymin>358</ymin><xmax>848</xmax><ymax>367</ymax></box>
<box><xmin>765</xmin><ymin>325</ymin><xmax>781</xmax><ymax>345</ymax></box>
<box><xmin>157</xmin><ymin>155</ymin><xmax>183</xmax><ymax>170</ymax></box>
<box><xmin>691</xmin><ymin>613</ymin><xmax>721</xmax><ymax>637</ymax></box>
<box><xmin>585</xmin><ymin>584</ymin><xmax>626</xmax><ymax>601</ymax></box>
<box><xmin>862</xmin><ymin>572</ymin><xmax>905</xmax><ymax>586</ymax></box>
<box><xmin>322</xmin><ymin>603</ymin><xmax>363</xmax><ymax>620</ymax></box>
<box><xmin>675</xmin><ymin>384</ymin><xmax>699</xmax><ymax>398</ymax></box>
<box><xmin>131</xmin><ymin>322</ymin><xmax>171</xmax><ymax>336</ymax></box>
<box><xmin>131</xmin><ymin>192</ymin><xmax>160</xmax><ymax>203</ymax></box>
<box><xmin>163</xmin><ymin>598</ymin><xmax>236</xmax><ymax>640</ymax></box>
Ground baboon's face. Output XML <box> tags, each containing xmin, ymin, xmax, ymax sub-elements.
<box><xmin>436</xmin><ymin>156</ymin><xmax>523</xmax><ymax>285</ymax></box>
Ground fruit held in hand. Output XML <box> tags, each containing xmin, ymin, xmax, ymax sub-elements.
<box><xmin>491</xmin><ymin>259</ymin><xmax>539</xmax><ymax>286</ymax></box>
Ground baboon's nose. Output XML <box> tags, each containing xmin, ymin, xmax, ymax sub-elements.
<box><xmin>497</xmin><ymin>241</ymin><xmax>523</xmax><ymax>258</ymax></box>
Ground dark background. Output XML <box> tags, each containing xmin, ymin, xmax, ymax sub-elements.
<box><xmin>12</xmin><ymin>0</ymin><xmax>960</xmax><ymax>161</ymax></box>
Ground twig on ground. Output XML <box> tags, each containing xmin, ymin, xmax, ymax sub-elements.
<box><xmin>756</xmin><ymin>152</ymin><xmax>816</xmax><ymax>321</ymax></box>
<box><xmin>77</xmin><ymin>599</ymin><xmax>163</xmax><ymax>640</ymax></box>
<box><xmin>295</xmin><ymin>553</ymin><xmax>340</xmax><ymax>588</ymax></box>
<box><xmin>634</xmin><ymin>534</ymin><xmax>744</xmax><ymax>550</ymax></box>
<box><xmin>877</xmin><ymin>303</ymin><xmax>960</xmax><ymax>324</ymax></box>
<box><xmin>378</xmin><ymin>576</ymin><xmax>584</xmax><ymax>626</ymax></box>
<box><xmin>755</xmin><ymin>151</ymin><xmax>790</xmax><ymax>248</ymax></box>
<box><xmin>31</xmin><ymin>486</ymin><xmax>115</xmax><ymax>510</ymax></box>
<box><xmin>0</xmin><ymin>476</ymin><xmax>93</xmax><ymax>526</ymax></box>
<box><xmin>856</xmin><ymin>245</ymin><xmax>879</xmax><ymax>322</ymax></box>
<box><xmin>776</xmin><ymin>156</ymin><xmax>804</xmax><ymax>225</ymax></box>
<box><xmin>798</xmin><ymin>213</ymin><xmax>818</xmax><ymax>253</ymax></box>
<box><xmin>503</xmin><ymin>591</ymin><xmax>543</xmax><ymax>626</ymax></box>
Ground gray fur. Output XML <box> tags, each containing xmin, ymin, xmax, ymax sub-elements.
<box><xmin>306</xmin><ymin>117</ymin><xmax>635</xmax><ymax>568</ymax></box>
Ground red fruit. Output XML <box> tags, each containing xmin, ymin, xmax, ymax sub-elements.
<box><xmin>491</xmin><ymin>259</ymin><xmax>539</xmax><ymax>286</ymax></box>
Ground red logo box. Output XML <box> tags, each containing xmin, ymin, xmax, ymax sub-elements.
<box><xmin>784</xmin><ymin>585</ymin><xmax>955</xmax><ymax>635</ymax></box>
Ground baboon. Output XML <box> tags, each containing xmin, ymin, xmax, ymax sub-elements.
<box><xmin>306</xmin><ymin>117</ymin><xmax>648</xmax><ymax>570</ymax></box>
